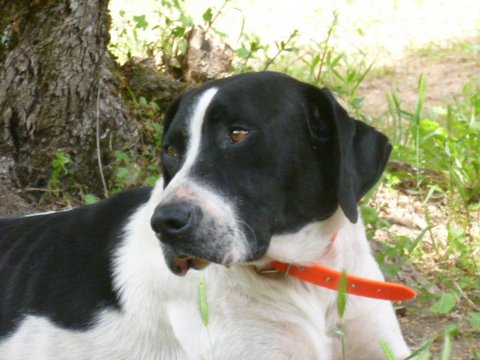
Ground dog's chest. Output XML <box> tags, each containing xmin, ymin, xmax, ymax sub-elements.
<box><xmin>115</xmin><ymin>267</ymin><xmax>335</xmax><ymax>359</ymax></box>
<box><xmin>168</xmin><ymin>268</ymin><xmax>336</xmax><ymax>359</ymax></box>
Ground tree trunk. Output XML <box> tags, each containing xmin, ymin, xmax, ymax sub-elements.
<box><xmin>0</xmin><ymin>155</ymin><xmax>33</xmax><ymax>216</ymax></box>
<box><xmin>0</xmin><ymin>0</ymin><xmax>139</xmax><ymax>199</ymax></box>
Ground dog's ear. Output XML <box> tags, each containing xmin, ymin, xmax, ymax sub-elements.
<box><xmin>305</xmin><ymin>86</ymin><xmax>392</xmax><ymax>223</ymax></box>
<box><xmin>163</xmin><ymin>93</ymin><xmax>185</xmax><ymax>136</ymax></box>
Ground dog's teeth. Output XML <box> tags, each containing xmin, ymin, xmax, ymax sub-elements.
<box><xmin>191</xmin><ymin>258</ymin><xmax>210</xmax><ymax>270</ymax></box>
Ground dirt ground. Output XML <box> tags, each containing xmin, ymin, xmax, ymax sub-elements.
<box><xmin>371</xmin><ymin>185</ymin><xmax>480</xmax><ymax>359</ymax></box>
<box><xmin>361</xmin><ymin>37</ymin><xmax>480</xmax><ymax>359</ymax></box>
<box><xmin>359</xmin><ymin>36</ymin><xmax>480</xmax><ymax>119</ymax></box>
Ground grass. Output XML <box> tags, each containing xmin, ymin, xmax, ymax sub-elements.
<box><xmin>47</xmin><ymin>0</ymin><xmax>480</xmax><ymax>357</ymax></box>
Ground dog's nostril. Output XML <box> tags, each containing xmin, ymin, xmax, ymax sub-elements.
<box><xmin>165</xmin><ymin>217</ymin><xmax>189</xmax><ymax>231</ymax></box>
<box><xmin>151</xmin><ymin>203</ymin><xmax>194</xmax><ymax>240</ymax></box>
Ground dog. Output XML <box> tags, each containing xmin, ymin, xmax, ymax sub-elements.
<box><xmin>0</xmin><ymin>71</ymin><xmax>411</xmax><ymax>359</ymax></box>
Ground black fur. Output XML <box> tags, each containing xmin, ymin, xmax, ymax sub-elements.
<box><xmin>0</xmin><ymin>187</ymin><xmax>151</xmax><ymax>337</ymax></box>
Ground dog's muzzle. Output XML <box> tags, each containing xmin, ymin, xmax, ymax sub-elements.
<box><xmin>150</xmin><ymin>201</ymin><xmax>209</xmax><ymax>275</ymax></box>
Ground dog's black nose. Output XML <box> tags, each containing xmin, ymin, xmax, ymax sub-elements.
<box><xmin>151</xmin><ymin>203</ymin><xmax>194</xmax><ymax>242</ymax></box>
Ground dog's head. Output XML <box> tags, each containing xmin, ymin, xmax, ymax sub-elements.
<box><xmin>150</xmin><ymin>72</ymin><xmax>391</xmax><ymax>275</ymax></box>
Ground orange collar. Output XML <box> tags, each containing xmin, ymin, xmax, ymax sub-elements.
<box><xmin>264</xmin><ymin>233</ymin><xmax>416</xmax><ymax>302</ymax></box>
<box><xmin>269</xmin><ymin>261</ymin><xmax>416</xmax><ymax>301</ymax></box>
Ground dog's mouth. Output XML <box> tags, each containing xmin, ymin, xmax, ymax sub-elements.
<box><xmin>174</xmin><ymin>256</ymin><xmax>211</xmax><ymax>276</ymax></box>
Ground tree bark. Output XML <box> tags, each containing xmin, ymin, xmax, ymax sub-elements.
<box><xmin>0</xmin><ymin>0</ymin><xmax>139</xmax><ymax>196</ymax></box>
<box><xmin>0</xmin><ymin>155</ymin><xmax>33</xmax><ymax>216</ymax></box>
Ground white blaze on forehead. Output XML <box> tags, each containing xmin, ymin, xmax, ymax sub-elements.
<box><xmin>160</xmin><ymin>86</ymin><xmax>250</xmax><ymax>261</ymax></box>
<box><xmin>164</xmin><ymin>87</ymin><xmax>218</xmax><ymax>196</ymax></box>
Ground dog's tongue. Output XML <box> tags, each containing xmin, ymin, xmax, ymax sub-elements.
<box><xmin>175</xmin><ymin>258</ymin><xmax>190</xmax><ymax>276</ymax></box>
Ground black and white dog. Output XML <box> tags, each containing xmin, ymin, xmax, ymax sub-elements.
<box><xmin>0</xmin><ymin>72</ymin><xmax>410</xmax><ymax>359</ymax></box>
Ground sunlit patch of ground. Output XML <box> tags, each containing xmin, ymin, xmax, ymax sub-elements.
<box><xmin>110</xmin><ymin>0</ymin><xmax>480</xmax><ymax>66</ymax></box>
<box><xmin>360</xmin><ymin>36</ymin><xmax>480</xmax><ymax>117</ymax></box>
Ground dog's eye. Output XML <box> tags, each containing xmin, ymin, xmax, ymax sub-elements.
<box><xmin>164</xmin><ymin>145</ymin><xmax>178</xmax><ymax>158</ymax></box>
<box><xmin>230</xmin><ymin>129</ymin><xmax>249</xmax><ymax>144</ymax></box>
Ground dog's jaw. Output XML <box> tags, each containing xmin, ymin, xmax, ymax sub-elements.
<box><xmin>265</xmin><ymin>208</ymin><xmax>348</xmax><ymax>266</ymax></box>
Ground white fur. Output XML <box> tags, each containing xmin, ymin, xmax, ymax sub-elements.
<box><xmin>0</xmin><ymin>179</ymin><xmax>410</xmax><ymax>359</ymax></box>
<box><xmin>22</xmin><ymin>208</ymin><xmax>72</xmax><ymax>217</ymax></box>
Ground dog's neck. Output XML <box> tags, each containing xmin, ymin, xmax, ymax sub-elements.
<box><xmin>253</xmin><ymin>212</ymin><xmax>415</xmax><ymax>301</ymax></box>
<box><xmin>260</xmin><ymin>208</ymin><xmax>348</xmax><ymax>267</ymax></box>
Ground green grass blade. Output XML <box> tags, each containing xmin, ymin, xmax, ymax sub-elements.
<box><xmin>379</xmin><ymin>340</ymin><xmax>396</xmax><ymax>360</ymax></box>
<box><xmin>337</xmin><ymin>270</ymin><xmax>348</xmax><ymax>319</ymax></box>
<box><xmin>414</xmin><ymin>73</ymin><xmax>427</xmax><ymax>186</ymax></box>
<box><xmin>415</xmin><ymin>73</ymin><xmax>427</xmax><ymax>125</ymax></box>
<box><xmin>403</xmin><ymin>339</ymin><xmax>433</xmax><ymax>360</ymax></box>
<box><xmin>198</xmin><ymin>275</ymin><xmax>209</xmax><ymax>327</ymax></box>
<box><xmin>441</xmin><ymin>331</ymin><xmax>452</xmax><ymax>360</ymax></box>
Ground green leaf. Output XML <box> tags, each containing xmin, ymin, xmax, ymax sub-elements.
<box><xmin>236</xmin><ymin>46</ymin><xmax>250</xmax><ymax>60</ymax></box>
<box><xmin>172</xmin><ymin>25</ymin><xmax>186</xmax><ymax>38</ymax></box>
<box><xmin>84</xmin><ymin>194</ymin><xmax>100</xmax><ymax>205</ymax></box>
<box><xmin>337</xmin><ymin>270</ymin><xmax>348</xmax><ymax>319</ymax></box>
<box><xmin>114</xmin><ymin>150</ymin><xmax>131</xmax><ymax>164</ymax></box>
<box><xmin>145</xmin><ymin>175</ymin><xmax>159</xmax><ymax>187</ymax></box>
<box><xmin>350</xmin><ymin>97</ymin><xmax>364</xmax><ymax>108</ymax></box>
<box><xmin>469</xmin><ymin>312</ymin><xmax>480</xmax><ymax>330</ymax></box>
<box><xmin>360</xmin><ymin>205</ymin><xmax>378</xmax><ymax>225</ymax></box>
<box><xmin>115</xmin><ymin>167</ymin><xmax>130</xmax><ymax>181</ymax></box>
<box><xmin>444</xmin><ymin>324</ymin><xmax>458</xmax><ymax>337</ymax></box>
<box><xmin>198</xmin><ymin>275</ymin><xmax>209</xmax><ymax>326</ymax></box>
<box><xmin>53</xmin><ymin>149</ymin><xmax>71</xmax><ymax>172</ymax></box>
<box><xmin>133</xmin><ymin>15</ymin><xmax>148</xmax><ymax>30</ymax></box>
<box><xmin>202</xmin><ymin>8</ymin><xmax>213</xmax><ymax>24</ymax></box>
<box><xmin>430</xmin><ymin>292</ymin><xmax>457</xmax><ymax>314</ymax></box>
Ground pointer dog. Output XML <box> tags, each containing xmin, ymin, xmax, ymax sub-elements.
<box><xmin>0</xmin><ymin>72</ymin><xmax>410</xmax><ymax>359</ymax></box>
